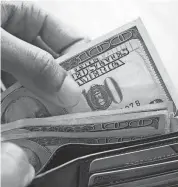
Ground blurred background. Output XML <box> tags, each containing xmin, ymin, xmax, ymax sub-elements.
<box><xmin>1</xmin><ymin>0</ymin><xmax>178</xmax><ymax>91</ymax></box>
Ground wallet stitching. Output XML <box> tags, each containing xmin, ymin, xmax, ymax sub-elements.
<box><xmin>37</xmin><ymin>132</ymin><xmax>178</xmax><ymax>177</ymax></box>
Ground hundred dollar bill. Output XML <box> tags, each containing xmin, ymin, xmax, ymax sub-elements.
<box><xmin>1</xmin><ymin>102</ymin><xmax>172</xmax><ymax>133</ymax></box>
<box><xmin>1</xmin><ymin>18</ymin><xmax>178</xmax><ymax>123</ymax></box>
<box><xmin>1</xmin><ymin>103</ymin><xmax>172</xmax><ymax>172</ymax></box>
<box><xmin>1</xmin><ymin>109</ymin><xmax>170</xmax><ymax>141</ymax></box>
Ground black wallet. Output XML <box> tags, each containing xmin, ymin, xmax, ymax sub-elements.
<box><xmin>28</xmin><ymin>132</ymin><xmax>178</xmax><ymax>187</ymax></box>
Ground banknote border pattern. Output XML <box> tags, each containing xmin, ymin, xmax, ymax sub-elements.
<box><xmin>60</xmin><ymin>25</ymin><xmax>177</xmax><ymax>114</ymax></box>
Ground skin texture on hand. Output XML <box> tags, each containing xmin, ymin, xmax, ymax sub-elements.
<box><xmin>1</xmin><ymin>2</ymin><xmax>89</xmax><ymax>187</ymax></box>
<box><xmin>1</xmin><ymin>1</ymin><xmax>89</xmax><ymax>107</ymax></box>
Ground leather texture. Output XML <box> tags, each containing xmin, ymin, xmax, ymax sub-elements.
<box><xmin>28</xmin><ymin>132</ymin><xmax>178</xmax><ymax>187</ymax></box>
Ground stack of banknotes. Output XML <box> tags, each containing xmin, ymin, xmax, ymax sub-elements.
<box><xmin>1</xmin><ymin>18</ymin><xmax>178</xmax><ymax>187</ymax></box>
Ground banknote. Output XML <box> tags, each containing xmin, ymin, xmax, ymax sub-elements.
<box><xmin>2</xmin><ymin>109</ymin><xmax>169</xmax><ymax>146</ymax></box>
<box><xmin>1</xmin><ymin>104</ymin><xmax>171</xmax><ymax>173</ymax></box>
<box><xmin>1</xmin><ymin>18</ymin><xmax>178</xmax><ymax>123</ymax></box>
<box><xmin>89</xmin><ymin>142</ymin><xmax>178</xmax><ymax>173</ymax></box>
<box><xmin>1</xmin><ymin>102</ymin><xmax>172</xmax><ymax>132</ymax></box>
<box><xmin>88</xmin><ymin>159</ymin><xmax>178</xmax><ymax>187</ymax></box>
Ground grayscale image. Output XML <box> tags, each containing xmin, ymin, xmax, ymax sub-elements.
<box><xmin>1</xmin><ymin>1</ymin><xmax>178</xmax><ymax>187</ymax></box>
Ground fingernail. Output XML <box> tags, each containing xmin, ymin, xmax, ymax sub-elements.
<box><xmin>56</xmin><ymin>75</ymin><xmax>82</xmax><ymax>108</ymax></box>
<box><xmin>23</xmin><ymin>164</ymin><xmax>35</xmax><ymax>187</ymax></box>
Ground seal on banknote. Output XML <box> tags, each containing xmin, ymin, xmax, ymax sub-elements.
<box><xmin>1</xmin><ymin>96</ymin><xmax>51</xmax><ymax>123</ymax></box>
<box><xmin>82</xmin><ymin>85</ymin><xmax>112</xmax><ymax>110</ymax></box>
<box><xmin>150</xmin><ymin>99</ymin><xmax>163</xmax><ymax>104</ymax></box>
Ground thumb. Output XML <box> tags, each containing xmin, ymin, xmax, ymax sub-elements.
<box><xmin>1</xmin><ymin>28</ymin><xmax>81</xmax><ymax>107</ymax></box>
<box><xmin>1</xmin><ymin>142</ymin><xmax>35</xmax><ymax>187</ymax></box>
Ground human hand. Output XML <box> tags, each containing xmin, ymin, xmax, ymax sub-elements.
<box><xmin>1</xmin><ymin>142</ymin><xmax>35</xmax><ymax>187</ymax></box>
<box><xmin>1</xmin><ymin>2</ymin><xmax>89</xmax><ymax>186</ymax></box>
<box><xmin>1</xmin><ymin>1</ymin><xmax>88</xmax><ymax>107</ymax></box>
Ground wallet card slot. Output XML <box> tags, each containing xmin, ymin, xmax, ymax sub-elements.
<box><xmin>88</xmin><ymin>160</ymin><xmax>178</xmax><ymax>187</ymax></box>
<box><xmin>96</xmin><ymin>170</ymin><xmax>178</xmax><ymax>187</ymax></box>
<box><xmin>39</xmin><ymin>132</ymin><xmax>178</xmax><ymax>174</ymax></box>
<box><xmin>89</xmin><ymin>142</ymin><xmax>178</xmax><ymax>174</ymax></box>
<box><xmin>78</xmin><ymin>136</ymin><xmax>178</xmax><ymax>187</ymax></box>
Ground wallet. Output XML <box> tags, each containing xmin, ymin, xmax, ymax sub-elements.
<box><xmin>28</xmin><ymin>132</ymin><xmax>178</xmax><ymax>187</ymax></box>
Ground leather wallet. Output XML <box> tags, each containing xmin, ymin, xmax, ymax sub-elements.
<box><xmin>28</xmin><ymin>132</ymin><xmax>178</xmax><ymax>187</ymax></box>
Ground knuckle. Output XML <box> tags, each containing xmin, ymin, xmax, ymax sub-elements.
<box><xmin>38</xmin><ymin>51</ymin><xmax>54</xmax><ymax>75</ymax></box>
<box><xmin>32</xmin><ymin>50</ymin><xmax>55</xmax><ymax>79</ymax></box>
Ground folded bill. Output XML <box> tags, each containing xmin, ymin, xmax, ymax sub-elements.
<box><xmin>1</xmin><ymin>18</ymin><xmax>178</xmax><ymax>123</ymax></box>
<box><xmin>1</xmin><ymin>103</ymin><xmax>173</xmax><ymax>174</ymax></box>
<box><xmin>2</xmin><ymin>103</ymin><xmax>171</xmax><ymax>147</ymax></box>
<box><xmin>1</xmin><ymin>102</ymin><xmax>172</xmax><ymax>132</ymax></box>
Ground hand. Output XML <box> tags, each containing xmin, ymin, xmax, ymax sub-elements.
<box><xmin>1</xmin><ymin>1</ymin><xmax>88</xmax><ymax>107</ymax></box>
<box><xmin>1</xmin><ymin>2</ymin><xmax>89</xmax><ymax>186</ymax></box>
<box><xmin>1</xmin><ymin>142</ymin><xmax>35</xmax><ymax>187</ymax></box>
